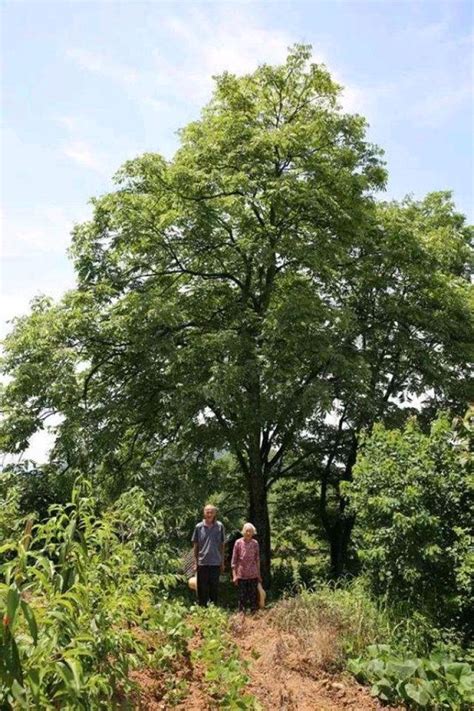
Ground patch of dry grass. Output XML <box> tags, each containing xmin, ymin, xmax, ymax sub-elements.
<box><xmin>268</xmin><ymin>581</ymin><xmax>391</xmax><ymax>671</ymax></box>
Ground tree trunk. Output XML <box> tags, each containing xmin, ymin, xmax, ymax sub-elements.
<box><xmin>328</xmin><ymin>515</ymin><xmax>355</xmax><ymax>579</ymax></box>
<box><xmin>248</xmin><ymin>471</ymin><xmax>272</xmax><ymax>588</ymax></box>
<box><xmin>321</xmin><ymin>432</ymin><xmax>358</xmax><ymax>579</ymax></box>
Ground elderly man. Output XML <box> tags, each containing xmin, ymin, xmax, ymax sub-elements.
<box><xmin>192</xmin><ymin>504</ymin><xmax>225</xmax><ymax>606</ymax></box>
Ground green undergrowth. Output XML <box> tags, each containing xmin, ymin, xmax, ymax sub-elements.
<box><xmin>189</xmin><ymin>605</ymin><xmax>257</xmax><ymax>709</ymax></box>
<box><xmin>2</xmin><ymin>470</ymin><xmax>471</xmax><ymax>710</ymax></box>
<box><xmin>271</xmin><ymin>580</ymin><xmax>473</xmax><ymax>709</ymax></box>
<box><xmin>271</xmin><ymin>581</ymin><xmax>391</xmax><ymax>670</ymax></box>
<box><xmin>0</xmin><ymin>476</ymin><xmax>256</xmax><ymax>709</ymax></box>
<box><xmin>349</xmin><ymin>644</ymin><xmax>474</xmax><ymax>710</ymax></box>
<box><xmin>0</xmin><ymin>478</ymin><xmax>177</xmax><ymax>708</ymax></box>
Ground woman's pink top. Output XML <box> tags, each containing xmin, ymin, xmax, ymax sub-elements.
<box><xmin>231</xmin><ymin>538</ymin><xmax>260</xmax><ymax>580</ymax></box>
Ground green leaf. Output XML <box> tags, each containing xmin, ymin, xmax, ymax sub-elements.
<box><xmin>10</xmin><ymin>678</ymin><xmax>27</xmax><ymax>706</ymax></box>
<box><xmin>405</xmin><ymin>680</ymin><xmax>433</xmax><ymax>706</ymax></box>
<box><xmin>6</xmin><ymin>586</ymin><xmax>20</xmax><ymax>628</ymax></box>
<box><xmin>444</xmin><ymin>662</ymin><xmax>472</xmax><ymax>682</ymax></box>
<box><xmin>4</xmin><ymin>634</ymin><xmax>23</xmax><ymax>685</ymax></box>
<box><xmin>386</xmin><ymin>659</ymin><xmax>418</xmax><ymax>680</ymax></box>
<box><xmin>20</xmin><ymin>599</ymin><xmax>38</xmax><ymax>645</ymax></box>
<box><xmin>64</xmin><ymin>658</ymin><xmax>83</xmax><ymax>691</ymax></box>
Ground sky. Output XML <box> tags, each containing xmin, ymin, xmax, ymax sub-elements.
<box><xmin>1</xmin><ymin>0</ymin><xmax>473</xmax><ymax>460</ymax></box>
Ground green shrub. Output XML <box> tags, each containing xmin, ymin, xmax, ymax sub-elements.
<box><xmin>346</xmin><ymin>410</ymin><xmax>473</xmax><ymax>628</ymax></box>
<box><xmin>0</xmin><ymin>477</ymin><xmax>186</xmax><ymax>709</ymax></box>
<box><xmin>0</xmin><ymin>463</ymin><xmax>75</xmax><ymax>522</ymax></box>
<box><xmin>348</xmin><ymin>644</ymin><xmax>474</xmax><ymax>709</ymax></box>
<box><xmin>0</xmin><ymin>472</ymin><xmax>26</xmax><ymax>546</ymax></box>
<box><xmin>111</xmin><ymin>486</ymin><xmax>183</xmax><ymax>588</ymax></box>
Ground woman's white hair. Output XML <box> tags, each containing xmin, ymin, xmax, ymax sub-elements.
<box><xmin>241</xmin><ymin>522</ymin><xmax>257</xmax><ymax>535</ymax></box>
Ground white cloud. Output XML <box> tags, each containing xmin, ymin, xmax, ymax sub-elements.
<box><xmin>152</xmin><ymin>7</ymin><xmax>365</xmax><ymax>113</ymax></box>
<box><xmin>368</xmin><ymin>21</ymin><xmax>474</xmax><ymax>129</ymax></box>
<box><xmin>55</xmin><ymin>116</ymin><xmax>135</xmax><ymax>175</ymax></box>
<box><xmin>1</xmin><ymin>204</ymin><xmax>79</xmax><ymax>335</ymax></box>
<box><xmin>62</xmin><ymin>140</ymin><xmax>105</xmax><ymax>173</ymax></box>
<box><xmin>2</xmin><ymin>205</ymin><xmax>88</xmax><ymax>259</ymax></box>
<box><xmin>67</xmin><ymin>48</ymin><xmax>139</xmax><ymax>85</ymax></box>
<box><xmin>362</xmin><ymin>71</ymin><xmax>472</xmax><ymax>131</ymax></box>
<box><xmin>413</xmin><ymin>19</ymin><xmax>451</xmax><ymax>41</ymax></box>
<box><xmin>156</xmin><ymin>9</ymin><xmax>296</xmax><ymax>103</ymax></box>
<box><xmin>0</xmin><ymin>293</ymin><xmax>35</xmax><ymax>332</ymax></box>
<box><xmin>0</xmin><ymin>201</ymin><xmax>88</xmax><ymax>341</ymax></box>
<box><xmin>330</xmin><ymin>72</ymin><xmax>369</xmax><ymax>114</ymax></box>
<box><xmin>65</xmin><ymin>7</ymin><xmax>367</xmax><ymax>124</ymax></box>
<box><xmin>55</xmin><ymin>114</ymin><xmax>94</xmax><ymax>134</ymax></box>
<box><xmin>410</xmin><ymin>83</ymin><xmax>472</xmax><ymax>127</ymax></box>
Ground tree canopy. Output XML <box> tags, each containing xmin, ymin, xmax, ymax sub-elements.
<box><xmin>1</xmin><ymin>45</ymin><xmax>472</xmax><ymax>580</ymax></box>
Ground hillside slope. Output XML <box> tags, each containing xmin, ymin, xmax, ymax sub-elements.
<box><xmin>231</xmin><ymin>612</ymin><xmax>401</xmax><ymax>711</ymax></box>
<box><xmin>131</xmin><ymin>609</ymin><xmax>402</xmax><ymax>710</ymax></box>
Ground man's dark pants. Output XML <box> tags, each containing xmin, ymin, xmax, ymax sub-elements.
<box><xmin>197</xmin><ymin>565</ymin><xmax>220</xmax><ymax>606</ymax></box>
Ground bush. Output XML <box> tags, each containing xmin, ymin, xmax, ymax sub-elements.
<box><xmin>111</xmin><ymin>486</ymin><xmax>183</xmax><ymax>587</ymax></box>
<box><xmin>270</xmin><ymin>560</ymin><xmax>319</xmax><ymax>596</ymax></box>
<box><xmin>346</xmin><ymin>410</ymin><xmax>473</xmax><ymax>628</ymax></box>
<box><xmin>348</xmin><ymin>644</ymin><xmax>474</xmax><ymax>709</ymax></box>
<box><xmin>0</xmin><ymin>472</ymin><xmax>24</xmax><ymax>546</ymax></box>
<box><xmin>0</xmin><ymin>477</ymin><xmax>185</xmax><ymax>709</ymax></box>
<box><xmin>1</xmin><ymin>463</ymin><xmax>77</xmax><ymax>521</ymax></box>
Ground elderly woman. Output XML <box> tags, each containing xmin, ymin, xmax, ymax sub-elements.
<box><xmin>231</xmin><ymin>522</ymin><xmax>261</xmax><ymax>613</ymax></box>
<box><xmin>192</xmin><ymin>504</ymin><xmax>225</xmax><ymax>607</ymax></box>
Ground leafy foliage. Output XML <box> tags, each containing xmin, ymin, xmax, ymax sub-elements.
<box><xmin>347</xmin><ymin>410</ymin><xmax>473</xmax><ymax>627</ymax></box>
<box><xmin>110</xmin><ymin>486</ymin><xmax>183</xmax><ymax>584</ymax></box>
<box><xmin>0</xmin><ymin>461</ymin><xmax>77</xmax><ymax>522</ymax></box>
<box><xmin>348</xmin><ymin>644</ymin><xmax>474</xmax><ymax>709</ymax></box>
<box><xmin>0</xmin><ymin>473</ymin><xmax>261</xmax><ymax>708</ymax></box>
<box><xmin>190</xmin><ymin>605</ymin><xmax>256</xmax><ymax>709</ymax></box>
<box><xmin>0</xmin><ymin>472</ymin><xmax>25</xmax><ymax>547</ymax></box>
<box><xmin>0</xmin><ymin>477</ymin><xmax>185</xmax><ymax>708</ymax></box>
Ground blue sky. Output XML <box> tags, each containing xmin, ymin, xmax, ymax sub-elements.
<box><xmin>1</xmin><ymin>0</ymin><xmax>473</xmax><ymax>457</ymax></box>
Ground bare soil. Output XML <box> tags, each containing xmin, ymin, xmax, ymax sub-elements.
<box><xmin>128</xmin><ymin>610</ymin><xmax>403</xmax><ymax>710</ymax></box>
<box><xmin>230</xmin><ymin>611</ymin><xmax>402</xmax><ymax>711</ymax></box>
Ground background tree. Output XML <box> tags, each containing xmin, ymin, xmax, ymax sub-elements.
<box><xmin>1</xmin><ymin>46</ymin><xmax>472</xmax><ymax>582</ymax></box>
<box><xmin>346</xmin><ymin>409</ymin><xmax>473</xmax><ymax>633</ymax></box>
<box><xmin>308</xmin><ymin>192</ymin><xmax>473</xmax><ymax>575</ymax></box>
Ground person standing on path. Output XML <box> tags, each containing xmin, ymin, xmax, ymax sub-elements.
<box><xmin>231</xmin><ymin>523</ymin><xmax>261</xmax><ymax>613</ymax></box>
<box><xmin>192</xmin><ymin>504</ymin><xmax>225</xmax><ymax>606</ymax></box>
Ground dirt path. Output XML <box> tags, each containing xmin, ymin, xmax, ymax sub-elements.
<box><xmin>230</xmin><ymin>611</ymin><xmax>401</xmax><ymax>711</ymax></box>
<box><xmin>128</xmin><ymin>610</ymin><xmax>403</xmax><ymax>709</ymax></box>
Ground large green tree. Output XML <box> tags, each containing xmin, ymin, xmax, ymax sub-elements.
<box><xmin>1</xmin><ymin>46</ymin><xmax>472</xmax><ymax>581</ymax></box>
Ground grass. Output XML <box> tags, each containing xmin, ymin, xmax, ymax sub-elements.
<box><xmin>269</xmin><ymin>579</ymin><xmax>393</xmax><ymax>671</ymax></box>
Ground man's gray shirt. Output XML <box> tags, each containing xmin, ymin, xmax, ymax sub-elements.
<box><xmin>192</xmin><ymin>521</ymin><xmax>225</xmax><ymax>566</ymax></box>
